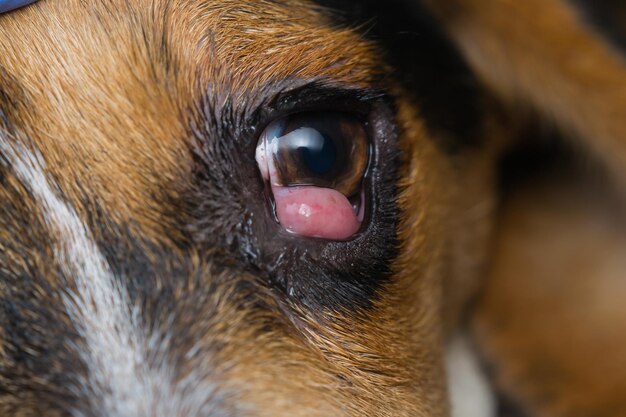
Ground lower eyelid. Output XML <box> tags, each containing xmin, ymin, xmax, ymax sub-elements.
<box><xmin>271</xmin><ymin>185</ymin><xmax>362</xmax><ymax>240</ymax></box>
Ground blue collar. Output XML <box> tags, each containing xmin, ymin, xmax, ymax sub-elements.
<box><xmin>0</xmin><ymin>0</ymin><xmax>39</xmax><ymax>14</ymax></box>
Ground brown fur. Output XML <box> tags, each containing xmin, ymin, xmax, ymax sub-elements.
<box><xmin>423</xmin><ymin>0</ymin><xmax>626</xmax><ymax>416</ymax></box>
<box><xmin>473</xmin><ymin>166</ymin><xmax>626</xmax><ymax>417</ymax></box>
<box><xmin>424</xmin><ymin>0</ymin><xmax>626</xmax><ymax>179</ymax></box>
<box><xmin>0</xmin><ymin>0</ymin><xmax>625</xmax><ymax>416</ymax></box>
<box><xmin>0</xmin><ymin>1</ymin><xmax>465</xmax><ymax>416</ymax></box>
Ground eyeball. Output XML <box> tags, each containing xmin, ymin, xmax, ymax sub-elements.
<box><xmin>256</xmin><ymin>112</ymin><xmax>369</xmax><ymax>240</ymax></box>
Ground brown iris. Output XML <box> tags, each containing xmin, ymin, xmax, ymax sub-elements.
<box><xmin>256</xmin><ymin>112</ymin><xmax>369</xmax><ymax>198</ymax></box>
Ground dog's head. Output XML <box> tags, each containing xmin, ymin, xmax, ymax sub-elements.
<box><xmin>0</xmin><ymin>1</ymin><xmax>497</xmax><ymax>416</ymax></box>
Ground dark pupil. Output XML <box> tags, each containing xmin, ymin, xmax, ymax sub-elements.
<box><xmin>295</xmin><ymin>128</ymin><xmax>337</xmax><ymax>176</ymax></box>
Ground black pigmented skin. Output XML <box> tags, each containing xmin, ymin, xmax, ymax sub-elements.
<box><xmin>181</xmin><ymin>0</ymin><xmax>493</xmax><ymax>312</ymax></box>
<box><xmin>180</xmin><ymin>84</ymin><xmax>400</xmax><ymax>311</ymax></box>
<box><xmin>156</xmin><ymin>0</ymin><xmax>490</xmax><ymax>311</ymax></box>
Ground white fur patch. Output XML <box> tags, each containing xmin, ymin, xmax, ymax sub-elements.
<box><xmin>0</xmin><ymin>135</ymin><xmax>226</xmax><ymax>417</ymax></box>
<box><xmin>446</xmin><ymin>335</ymin><xmax>496</xmax><ymax>417</ymax></box>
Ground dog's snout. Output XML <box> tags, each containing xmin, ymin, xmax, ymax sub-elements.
<box><xmin>0</xmin><ymin>138</ymin><xmax>258</xmax><ymax>416</ymax></box>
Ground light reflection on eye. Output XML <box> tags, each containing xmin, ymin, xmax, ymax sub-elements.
<box><xmin>255</xmin><ymin>112</ymin><xmax>369</xmax><ymax>240</ymax></box>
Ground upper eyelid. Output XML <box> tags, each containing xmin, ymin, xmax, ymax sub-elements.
<box><xmin>271</xmin><ymin>83</ymin><xmax>386</xmax><ymax>112</ymax></box>
<box><xmin>249</xmin><ymin>82</ymin><xmax>387</xmax><ymax>137</ymax></box>
<box><xmin>193</xmin><ymin>80</ymin><xmax>388</xmax><ymax>156</ymax></box>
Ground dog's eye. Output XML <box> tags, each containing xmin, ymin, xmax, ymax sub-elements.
<box><xmin>257</xmin><ymin>112</ymin><xmax>368</xmax><ymax>194</ymax></box>
<box><xmin>256</xmin><ymin>112</ymin><xmax>369</xmax><ymax>240</ymax></box>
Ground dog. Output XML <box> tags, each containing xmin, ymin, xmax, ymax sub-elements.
<box><xmin>0</xmin><ymin>1</ymin><xmax>625</xmax><ymax>416</ymax></box>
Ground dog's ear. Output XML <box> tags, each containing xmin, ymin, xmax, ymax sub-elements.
<box><xmin>422</xmin><ymin>2</ymin><xmax>626</xmax><ymax>416</ymax></box>
<box><xmin>423</xmin><ymin>0</ymin><xmax>626</xmax><ymax>181</ymax></box>
<box><xmin>315</xmin><ymin>0</ymin><xmax>494</xmax><ymax>154</ymax></box>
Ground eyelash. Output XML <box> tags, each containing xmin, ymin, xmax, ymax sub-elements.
<box><xmin>186</xmin><ymin>85</ymin><xmax>400</xmax><ymax>307</ymax></box>
<box><xmin>250</xmin><ymin>85</ymin><xmax>382</xmax><ymax>138</ymax></box>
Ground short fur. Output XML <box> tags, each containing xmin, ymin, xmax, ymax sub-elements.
<box><xmin>0</xmin><ymin>1</ymin><xmax>624</xmax><ymax>416</ymax></box>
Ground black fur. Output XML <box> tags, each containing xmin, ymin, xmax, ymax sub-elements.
<box><xmin>0</xmin><ymin>118</ymin><xmax>88</xmax><ymax>416</ymax></box>
<box><xmin>315</xmin><ymin>0</ymin><xmax>487</xmax><ymax>153</ymax></box>
<box><xmin>570</xmin><ymin>0</ymin><xmax>626</xmax><ymax>52</ymax></box>
<box><xmin>179</xmin><ymin>82</ymin><xmax>400</xmax><ymax>311</ymax></box>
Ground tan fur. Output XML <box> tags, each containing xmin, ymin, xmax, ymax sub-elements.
<box><xmin>0</xmin><ymin>0</ymin><xmax>380</xmax><ymax>239</ymax></box>
<box><xmin>1</xmin><ymin>1</ymin><xmax>625</xmax><ymax>416</ymax></box>
<box><xmin>421</xmin><ymin>1</ymin><xmax>626</xmax><ymax>415</ymax></box>
<box><xmin>472</xmin><ymin>170</ymin><xmax>626</xmax><ymax>417</ymax></box>
<box><xmin>0</xmin><ymin>1</ymin><xmax>467</xmax><ymax>416</ymax></box>
<box><xmin>424</xmin><ymin>0</ymin><xmax>626</xmax><ymax>179</ymax></box>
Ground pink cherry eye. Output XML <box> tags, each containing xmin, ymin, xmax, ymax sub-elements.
<box><xmin>256</xmin><ymin>112</ymin><xmax>369</xmax><ymax>240</ymax></box>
